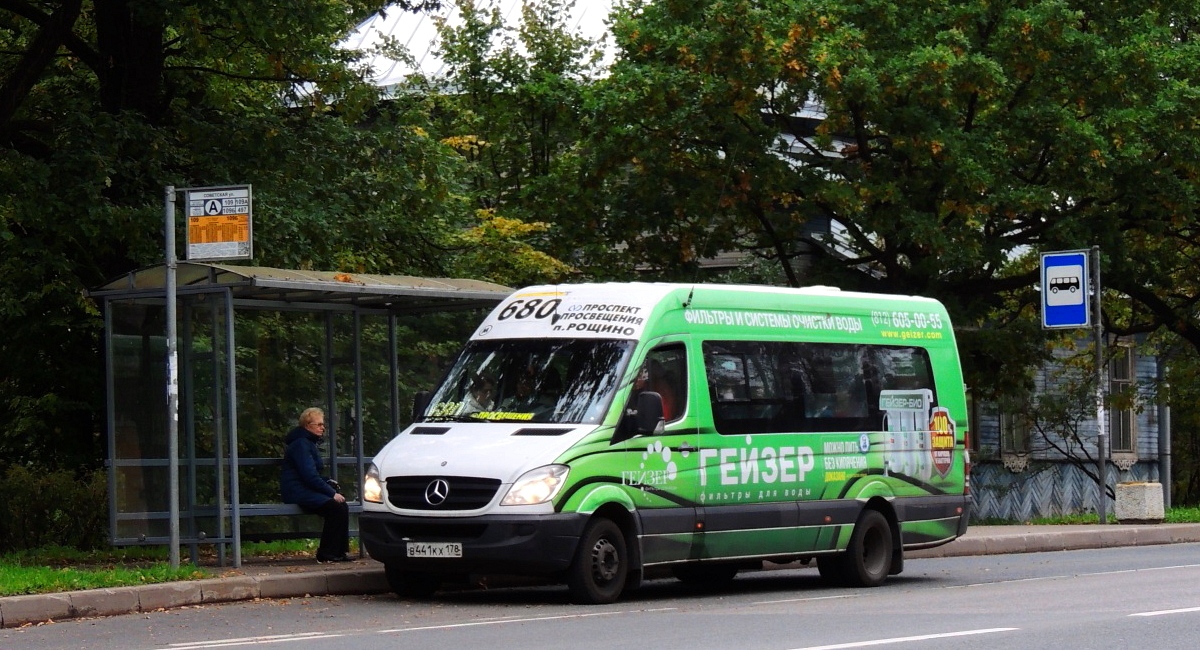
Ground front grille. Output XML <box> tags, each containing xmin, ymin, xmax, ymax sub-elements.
<box><xmin>387</xmin><ymin>476</ymin><xmax>502</xmax><ymax>510</ymax></box>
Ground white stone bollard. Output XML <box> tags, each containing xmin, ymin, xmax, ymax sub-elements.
<box><xmin>1114</xmin><ymin>482</ymin><xmax>1165</xmax><ymax>524</ymax></box>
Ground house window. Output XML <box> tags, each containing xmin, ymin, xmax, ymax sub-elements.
<box><xmin>1109</xmin><ymin>346</ymin><xmax>1136</xmax><ymax>453</ymax></box>
<box><xmin>1000</xmin><ymin>411</ymin><xmax>1031</xmax><ymax>454</ymax></box>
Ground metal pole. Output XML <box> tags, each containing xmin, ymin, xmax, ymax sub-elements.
<box><xmin>1092</xmin><ymin>245</ymin><xmax>1108</xmax><ymax>524</ymax></box>
<box><xmin>225</xmin><ymin>289</ymin><xmax>241</xmax><ymax>568</ymax></box>
<box><xmin>1158</xmin><ymin>362</ymin><xmax>1172</xmax><ymax>509</ymax></box>
<box><xmin>104</xmin><ymin>299</ymin><xmax>118</xmax><ymax>545</ymax></box>
<box><xmin>389</xmin><ymin>313</ymin><xmax>399</xmax><ymax>435</ymax></box>
<box><xmin>212</xmin><ymin>297</ymin><xmax>226</xmax><ymax>567</ymax></box>
<box><xmin>165</xmin><ymin>186</ymin><xmax>181</xmax><ymax>567</ymax></box>
<box><xmin>325</xmin><ymin>312</ymin><xmax>337</xmax><ymax>473</ymax></box>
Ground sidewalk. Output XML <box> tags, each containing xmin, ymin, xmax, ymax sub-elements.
<box><xmin>4</xmin><ymin>523</ymin><xmax>1200</xmax><ymax>628</ymax></box>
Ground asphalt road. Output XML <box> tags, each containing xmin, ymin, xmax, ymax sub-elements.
<box><xmin>6</xmin><ymin>542</ymin><xmax>1200</xmax><ymax>650</ymax></box>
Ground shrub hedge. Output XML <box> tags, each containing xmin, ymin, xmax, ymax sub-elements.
<box><xmin>0</xmin><ymin>465</ymin><xmax>107</xmax><ymax>553</ymax></box>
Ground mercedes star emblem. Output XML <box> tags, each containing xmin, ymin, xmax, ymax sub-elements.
<box><xmin>424</xmin><ymin>478</ymin><xmax>450</xmax><ymax>506</ymax></box>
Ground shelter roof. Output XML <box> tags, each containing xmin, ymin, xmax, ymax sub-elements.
<box><xmin>91</xmin><ymin>263</ymin><xmax>512</xmax><ymax>313</ymax></box>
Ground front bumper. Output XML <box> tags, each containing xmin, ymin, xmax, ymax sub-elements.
<box><xmin>359</xmin><ymin>510</ymin><xmax>590</xmax><ymax>576</ymax></box>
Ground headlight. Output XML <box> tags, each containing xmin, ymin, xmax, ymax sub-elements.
<box><xmin>363</xmin><ymin>463</ymin><xmax>384</xmax><ymax>503</ymax></box>
<box><xmin>501</xmin><ymin>465</ymin><xmax>569</xmax><ymax>506</ymax></box>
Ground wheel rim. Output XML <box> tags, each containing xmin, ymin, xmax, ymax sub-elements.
<box><xmin>862</xmin><ymin>525</ymin><xmax>888</xmax><ymax>576</ymax></box>
<box><xmin>591</xmin><ymin>537</ymin><xmax>620</xmax><ymax>583</ymax></box>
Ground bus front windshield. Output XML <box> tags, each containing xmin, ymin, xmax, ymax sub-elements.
<box><xmin>423</xmin><ymin>339</ymin><xmax>635</xmax><ymax>425</ymax></box>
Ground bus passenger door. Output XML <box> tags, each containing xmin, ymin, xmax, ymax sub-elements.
<box><xmin>617</xmin><ymin>340</ymin><xmax>701</xmax><ymax>566</ymax></box>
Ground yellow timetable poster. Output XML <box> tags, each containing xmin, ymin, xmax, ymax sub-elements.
<box><xmin>184</xmin><ymin>186</ymin><xmax>252</xmax><ymax>260</ymax></box>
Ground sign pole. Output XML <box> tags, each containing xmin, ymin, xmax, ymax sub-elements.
<box><xmin>165</xmin><ymin>186</ymin><xmax>181</xmax><ymax>567</ymax></box>
<box><xmin>1041</xmin><ymin>248</ymin><xmax>1106</xmax><ymax>523</ymax></box>
<box><xmin>1092</xmin><ymin>245</ymin><xmax>1108</xmax><ymax>524</ymax></box>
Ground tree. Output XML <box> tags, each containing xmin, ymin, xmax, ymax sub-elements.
<box><xmin>398</xmin><ymin>0</ymin><xmax>606</xmax><ymax>285</ymax></box>
<box><xmin>0</xmin><ymin>0</ymin><xmax>464</xmax><ymax>471</ymax></box>
<box><xmin>577</xmin><ymin>0</ymin><xmax>1200</xmax><ymax>399</ymax></box>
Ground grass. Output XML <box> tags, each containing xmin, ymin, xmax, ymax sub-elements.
<box><xmin>972</xmin><ymin>505</ymin><xmax>1200</xmax><ymax>526</ymax></box>
<box><xmin>0</xmin><ymin>563</ymin><xmax>208</xmax><ymax>597</ymax></box>
<box><xmin>0</xmin><ymin>539</ymin><xmax>349</xmax><ymax>597</ymax></box>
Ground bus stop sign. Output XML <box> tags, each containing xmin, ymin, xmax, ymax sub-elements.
<box><xmin>1041</xmin><ymin>249</ymin><xmax>1089</xmax><ymax>329</ymax></box>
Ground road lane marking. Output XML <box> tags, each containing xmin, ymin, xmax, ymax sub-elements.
<box><xmin>785</xmin><ymin>627</ymin><xmax>1018</xmax><ymax>650</ymax></box>
<box><xmin>378</xmin><ymin>610</ymin><xmax>624</xmax><ymax>633</ymax></box>
<box><xmin>1130</xmin><ymin>606</ymin><xmax>1200</xmax><ymax>617</ymax></box>
<box><xmin>753</xmin><ymin>594</ymin><xmax>859</xmax><ymax>606</ymax></box>
<box><xmin>164</xmin><ymin>632</ymin><xmax>344</xmax><ymax>649</ymax></box>
<box><xmin>950</xmin><ymin>575</ymin><xmax>1068</xmax><ymax>588</ymax></box>
<box><xmin>948</xmin><ymin>562</ymin><xmax>1200</xmax><ymax>589</ymax></box>
<box><xmin>1142</xmin><ymin>563</ymin><xmax>1200</xmax><ymax>571</ymax></box>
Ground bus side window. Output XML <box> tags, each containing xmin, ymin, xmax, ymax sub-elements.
<box><xmin>635</xmin><ymin>345</ymin><xmax>687</xmax><ymax>422</ymax></box>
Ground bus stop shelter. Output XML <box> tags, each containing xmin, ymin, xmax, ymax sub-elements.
<box><xmin>90</xmin><ymin>263</ymin><xmax>511</xmax><ymax>566</ymax></box>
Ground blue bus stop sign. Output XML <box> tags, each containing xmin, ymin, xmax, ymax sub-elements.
<box><xmin>1041</xmin><ymin>250</ymin><xmax>1090</xmax><ymax>329</ymax></box>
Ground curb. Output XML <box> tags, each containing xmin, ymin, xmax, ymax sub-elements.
<box><xmin>909</xmin><ymin>523</ymin><xmax>1200</xmax><ymax>558</ymax></box>
<box><xmin>0</xmin><ymin>569</ymin><xmax>389</xmax><ymax>629</ymax></box>
<box><xmin>6</xmin><ymin>524</ymin><xmax>1200</xmax><ymax>628</ymax></box>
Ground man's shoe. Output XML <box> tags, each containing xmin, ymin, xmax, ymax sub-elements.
<box><xmin>316</xmin><ymin>554</ymin><xmax>353</xmax><ymax>563</ymax></box>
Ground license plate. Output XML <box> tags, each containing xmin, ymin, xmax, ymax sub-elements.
<box><xmin>406</xmin><ymin>542</ymin><xmax>463</xmax><ymax>558</ymax></box>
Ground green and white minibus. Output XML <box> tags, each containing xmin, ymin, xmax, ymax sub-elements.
<box><xmin>360</xmin><ymin>283</ymin><xmax>971</xmax><ymax>604</ymax></box>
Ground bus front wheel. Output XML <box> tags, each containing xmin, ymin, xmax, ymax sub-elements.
<box><xmin>567</xmin><ymin>517</ymin><xmax>627</xmax><ymax>604</ymax></box>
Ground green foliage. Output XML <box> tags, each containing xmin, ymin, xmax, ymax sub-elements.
<box><xmin>0</xmin><ymin>562</ymin><xmax>208</xmax><ymax>597</ymax></box>
<box><xmin>971</xmin><ymin>513</ymin><xmax>1118</xmax><ymax>526</ymax></box>
<box><xmin>403</xmin><ymin>0</ymin><xmax>600</xmax><ymax>284</ymax></box>
<box><xmin>7</xmin><ymin>0</ymin><xmax>1200</xmax><ymax>521</ymax></box>
<box><xmin>1164</xmin><ymin>343</ymin><xmax>1200</xmax><ymax>505</ymax></box>
<box><xmin>0</xmin><ymin>539</ymin><xmax>363</xmax><ymax>595</ymax></box>
<box><xmin>1164</xmin><ymin>505</ymin><xmax>1200</xmax><ymax>524</ymax></box>
<box><xmin>0</xmin><ymin>465</ymin><xmax>108</xmax><ymax>553</ymax></box>
<box><xmin>975</xmin><ymin>506</ymin><xmax>1200</xmax><ymax>526</ymax></box>
<box><xmin>584</xmin><ymin>0</ymin><xmax>1200</xmax><ymax>399</ymax></box>
<box><xmin>0</xmin><ymin>1</ymin><xmax>482</xmax><ymax>475</ymax></box>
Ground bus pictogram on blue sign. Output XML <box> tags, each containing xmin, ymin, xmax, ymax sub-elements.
<box><xmin>1041</xmin><ymin>250</ymin><xmax>1089</xmax><ymax>328</ymax></box>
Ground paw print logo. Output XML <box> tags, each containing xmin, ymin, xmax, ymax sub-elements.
<box><xmin>640</xmin><ymin>441</ymin><xmax>678</xmax><ymax>481</ymax></box>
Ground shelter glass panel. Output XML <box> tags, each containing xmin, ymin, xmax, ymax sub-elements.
<box><xmin>109</xmin><ymin>299</ymin><xmax>194</xmax><ymax>541</ymax></box>
<box><xmin>232</xmin><ymin>309</ymin><xmax>328</xmax><ymax>506</ymax></box>
<box><xmin>179</xmin><ymin>295</ymin><xmax>232</xmax><ymax>540</ymax></box>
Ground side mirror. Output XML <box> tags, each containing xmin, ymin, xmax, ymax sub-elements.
<box><xmin>613</xmin><ymin>391</ymin><xmax>665</xmax><ymax>444</ymax></box>
<box><xmin>635</xmin><ymin>391</ymin><xmax>665</xmax><ymax>434</ymax></box>
<box><xmin>411</xmin><ymin>390</ymin><xmax>432</xmax><ymax>422</ymax></box>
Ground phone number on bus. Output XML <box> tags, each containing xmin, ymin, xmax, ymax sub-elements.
<box><xmin>870</xmin><ymin>310</ymin><xmax>944</xmax><ymax>330</ymax></box>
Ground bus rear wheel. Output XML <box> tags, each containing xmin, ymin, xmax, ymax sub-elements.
<box><xmin>820</xmin><ymin>509</ymin><xmax>893</xmax><ymax>588</ymax></box>
<box><xmin>567</xmin><ymin>517</ymin><xmax>627</xmax><ymax>604</ymax></box>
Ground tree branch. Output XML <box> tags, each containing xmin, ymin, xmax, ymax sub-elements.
<box><xmin>0</xmin><ymin>0</ymin><xmax>84</xmax><ymax>133</ymax></box>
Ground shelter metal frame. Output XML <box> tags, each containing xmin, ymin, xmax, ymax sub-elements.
<box><xmin>91</xmin><ymin>263</ymin><xmax>510</xmax><ymax>566</ymax></box>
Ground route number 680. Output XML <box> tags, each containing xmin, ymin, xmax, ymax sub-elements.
<box><xmin>497</xmin><ymin>298</ymin><xmax>561</xmax><ymax>321</ymax></box>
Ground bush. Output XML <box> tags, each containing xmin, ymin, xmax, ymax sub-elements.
<box><xmin>0</xmin><ymin>465</ymin><xmax>108</xmax><ymax>553</ymax></box>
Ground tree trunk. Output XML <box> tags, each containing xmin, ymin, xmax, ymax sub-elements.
<box><xmin>94</xmin><ymin>0</ymin><xmax>167</xmax><ymax>120</ymax></box>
